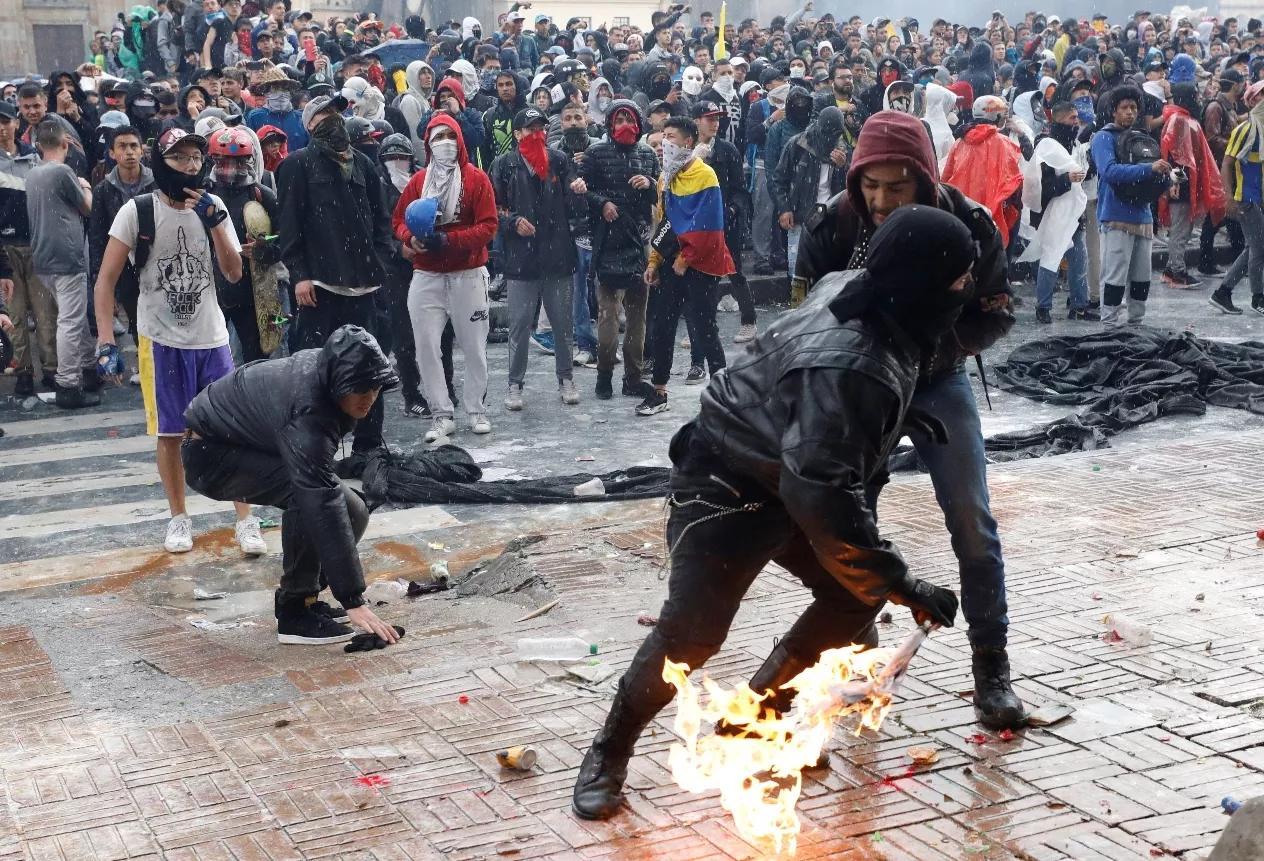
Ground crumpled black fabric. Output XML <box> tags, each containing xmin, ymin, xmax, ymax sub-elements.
<box><xmin>888</xmin><ymin>327</ymin><xmax>1264</xmax><ymax>470</ymax></box>
<box><xmin>358</xmin><ymin>445</ymin><xmax>671</xmax><ymax>505</ymax></box>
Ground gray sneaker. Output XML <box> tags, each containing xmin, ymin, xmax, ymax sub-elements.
<box><xmin>559</xmin><ymin>379</ymin><xmax>580</xmax><ymax>405</ymax></box>
<box><xmin>504</xmin><ymin>383</ymin><xmax>524</xmax><ymax>411</ymax></box>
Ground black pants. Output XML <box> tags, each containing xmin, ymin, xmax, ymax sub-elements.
<box><xmin>723</xmin><ymin>216</ymin><xmax>756</xmax><ymax>326</ymax></box>
<box><xmin>295</xmin><ymin>289</ymin><xmax>384</xmax><ymax>451</ymax></box>
<box><xmin>648</xmin><ymin>268</ymin><xmax>725</xmax><ymax>387</ymax></box>
<box><xmin>181</xmin><ymin>437</ymin><xmax>368</xmax><ymax>600</ymax></box>
<box><xmin>1200</xmin><ymin>215</ymin><xmax>1246</xmax><ymax>269</ymax></box>
<box><xmin>614</xmin><ymin>424</ymin><xmax>882</xmax><ymax>726</ymax></box>
<box><xmin>223</xmin><ymin>304</ymin><xmax>264</xmax><ymax>363</ymax></box>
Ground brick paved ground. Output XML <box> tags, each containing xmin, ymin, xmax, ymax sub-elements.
<box><xmin>1</xmin><ymin>430</ymin><xmax>1262</xmax><ymax>861</ymax></box>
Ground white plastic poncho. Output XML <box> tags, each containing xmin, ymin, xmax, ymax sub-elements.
<box><xmin>1019</xmin><ymin>136</ymin><xmax>1088</xmax><ymax>271</ymax></box>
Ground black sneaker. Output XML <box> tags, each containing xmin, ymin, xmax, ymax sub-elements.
<box><xmin>81</xmin><ymin>369</ymin><xmax>103</xmax><ymax>392</ymax></box>
<box><xmin>1067</xmin><ymin>307</ymin><xmax>1101</xmax><ymax>322</ymax></box>
<box><xmin>310</xmin><ymin>600</ymin><xmax>350</xmax><ymax>623</ymax></box>
<box><xmin>635</xmin><ymin>389</ymin><xmax>669</xmax><ymax>416</ymax></box>
<box><xmin>685</xmin><ymin>365</ymin><xmax>706</xmax><ymax>383</ymax></box>
<box><xmin>1253</xmin><ymin>295</ymin><xmax>1264</xmax><ymax>316</ymax></box>
<box><xmin>1163</xmin><ymin>270</ymin><xmax>1202</xmax><ymax>288</ymax></box>
<box><xmin>41</xmin><ymin>372</ymin><xmax>57</xmax><ymax>391</ymax></box>
<box><xmin>622</xmin><ymin>378</ymin><xmax>653</xmax><ymax>398</ymax></box>
<box><xmin>13</xmin><ymin>374</ymin><xmax>33</xmax><ymax>397</ymax></box>
<box><xmin>1209</xmin><ymin>290</ymin><xmax>1242</xmax><ymax>315</ymax></box>
<box><xmin>277</xmin><ymin>608</ymin><xmax>355</xmax><ymax>645</ymax></box>
<box><xmin>54</xmin><ymin>386</ymin><xmax>101</xmax><ymax>410</ymax></box>
<box><xmin>595</xmin><ymin>371</ymin><xmax>613</xmax><ymax>400</ymax></box>
<box><xmin>1035</xmin><ymin>308</ymin><xmax>1052</xmax><ymax>324</ymax></box>
<box><xmin>752</xmin><ymin>262</ymin><xmax>775</xmax><ymax>276</ymax></box>
<box><xmin>1198</xmin><ymin>263</ymin><xmax>1225</xmax><ymax>276</ymax></box>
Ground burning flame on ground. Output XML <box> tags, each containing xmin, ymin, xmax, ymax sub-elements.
<box><xmin>662</xmin><ymin>626</ymin><xmax>930</xmax><ymax>857</ymax></box>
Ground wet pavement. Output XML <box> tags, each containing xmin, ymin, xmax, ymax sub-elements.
<box><xmin>0</xmin><ymin>267</ymin><xmax>1262</xmax><ymax>860</ymax></box>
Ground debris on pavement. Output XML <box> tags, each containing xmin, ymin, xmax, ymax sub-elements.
<box><xmin>1103</xmin><ymin>613</ymin><xmax>1154</xmax><ymax>646</ymax></box>
<box><xmin>1027</xmin><ymin>701</ymin><xmax>1075</xmax><ymax>727</ymax></box>
<box><xmin>1110</xmin><ymin>547</ymin><xmax>1141</xmax><ymax>558</ymax></box>
<box><xmin>636</xmin><ymin>613</ymin><xmax>658</xmax><ymax>626</ymax></box>
<box><xmin>906</xmin><ymin>746</ymin><xmax>938</xmax><ymax>765</ymax></box>
<box><xmin>1222</xmin><ymin>796</ymin><xmax>1241</xmax><ymax>814</ymax></box>
<box><xmin>566</xmin><ymin>663</ymin><xmax>616</xmax><ymax>685</ymax></box>
<box><xmin>573</xmin><ymin>476</ymin><xmax>606</xmax><ymax>497</ymax></box>
<box><xmin>355</xmin><ymin>775</ymin><xmax>390</xmax><ymax>788</ymax></box>
<box><xmin>575</xmin><ymin>455</ymin><xmax>595</xmax><ymax>462</ymax></box>
<box><xmin>187</xmin><ymin>617</ymin><xmax>256</xmax><ymax>631</ymax></box>
<box><xmin>879</xmin><ymin>611</ymin><xmax>893</xmax><ymax>624</ymax></box>
<box><xmin>193</xmin><ymin>588</ymin><xmax>227</xmax><ymax>600</ymax></box>
<box><xmin>515</xmin><ymin>599</ymin><xmax>560</xmax><ymax>623</ymax></box>
<box><xmin>407</xmin><ymin>579</ymin><xmax>449</xmax><ymax>596</ymax></box>
<box><xmin>495</xmin><ymin>746</ymin><xmax>537</xmax><ymax>770</ymax></box>
<box><xmin>344</xmin><ymin>626</ymin><xmax>406</xmax><ymax>652</ymax></box>
<box><xmin>430</xmin><ymin>559</ymin><xmax>449</xmax><ymax>581</ymax></box>
<box><xmin>517</xmin><ymin>636</ymin><xmax>595</xmax><ymax>661</ymax></box>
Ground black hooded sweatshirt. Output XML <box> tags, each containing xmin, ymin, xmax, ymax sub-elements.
<box><xmin>962</xmin><ymin>42</ymin><xmax>996</xmax><ymax>98</ymax></box>
<box><xmin>184</xmin><ymin>326</ymin><xmax>399</xmax><ymax>609</ymax></box>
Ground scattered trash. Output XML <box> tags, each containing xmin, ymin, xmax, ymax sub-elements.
<box><xmin>274</xmin><ymin>719</ymin><xmax>290</xmax><ymax>728</ymax></box>
<box><xmin>107</xmin><ymin>429</ymin><xmax>118</xmax><ymax>436</ymax></box>
<box><xmin>1110</xmin><ymin>547</ymin><xmax>1141</xmax><ymax>558</ymax></box>
<box><xmin>1047</xmin><ymin>801</ymin><xmax>1067</xmax><ymax>809</ymax></box>
<box><xmin>188</xmin><ymin>617</ymin><xmax>255</xmax><ymax>631</ymax></box>
<box><xmin>998</xmin><ymin>729</ymin><xmax>1014</xmax><ymax>741</ymax></box>
<box><xmin>966</xmin><ymin>733</ymin><xmax>988</xmax><ymax>745</ymax></box>
<box><xmin>1103</xmin><ymin>630</ymin><xmax>1124</xmax><ymax>643</ymax></box>
<box><xmin>575</xmin><ymin>455</ymin><xmax>595</xmax><ymax>462</ymax></box>
<box><xmin>514</xmin><ymin>599</ymin><xmax>560</xmax><ymax>623</ymax></box>
<box><xmin>430</xmin><ymin>560</ymin><xmax>449</xmax><ymax>581</ymax></box>
<box><xmin>407</xmin><ymin>579</ymin><xmax>449</xmax><ymax>596</ymax></box>
<box><xmin>20</xmin><ymin>397</ymin><xmax>38</xmax><ymax>411</ymax></box>
<box><xmin>517</xmin><ymin>637</ymin><xmax>597</xmax><ymax>661</ymax></box>
<box><xmin>573</xmin><ymin>477</ymin><xmax>606</xmax><ymax>497</ymax></box>
<box><xmin>1092</xmin><ymin>465</ymin><xmax>1100</xmax><ymax>471</ymax></box>
<box><xmin>636</xmin><ymin>613</ymin><xmax>658</xmax><ymax>626</ymax></box>
<box><xmin>355</xmin><ymin>775</ymin><xmax>390</xmax><ymax>788</ymax></box>
<box><xmin>344</xmin><ymin>626</ymin><xmax>406</xmax><ymax>652</ymax></box>
<box><xmin>1027</xmin><ymin>702</ymin><xmax>1075</xmax><ymax>727</ymax></box>
<box><xmin>193</xmin><ymin>588</ymin><xmax>227</xmax><ymax>600</ymax></box>
<box><xmin>35</xmin><ymin>392</ymin><xmax>55</xmax><ymax>404</ymax></box>
<box><xmin>495</xmin><ymin>746</ymin><xmax>538</xmax><ymax>771</ymax></box>
<box><xmin>258</xmin><ymin>518</ymin><xmax>278</xmax><ymax>528</ymax></box>
<box><xmin>879</xmin><ymin>611</ymin><xmax>893</xmax><ymax>624</ymax></box>
<box><xmin>1091</xmin><ymin>593</ymin><xmax>1103</xmax><ymax>600</ymax></box>
<box><xmin>566</xmin><ymin>663</ymin><xmax>616</xmax><ymax>685</ymax></box>
<box><xmin>1222</xmin><ymin>796</ymin><xmax>1241</xmax><ymax>814</ymax></box>
<box><xmin>1103</xmin><ymin>613</ymin><xmax>1153</xmax><ymax>647</ymax></box>
<box><xmin>459</xmin><ymin>695</ymin><xmax>470</xmax><ymax>704</ymax></box>
<box><xmin>906</xmin><ymin>746</ymin><xmax>938</xmax><ymax>765</ymax></box>
<box><xmin>1256</xmin><ymin>528</ymin><xmax>1264</xmax><ymax>541</ymax></box>
<box><xmin>428</xmin><ymin>542</ymin><xmax>445</xmax><ymax>551</ymax></box>
<box><xmin>869</xmin><ymin>832</ymin><xmax>884</xmax><ymax>843</ymax></box>
<box><xmin>1194</xmin><ymin>593</ymin><xmax>1205</xmax><ymax>601</ymax></box>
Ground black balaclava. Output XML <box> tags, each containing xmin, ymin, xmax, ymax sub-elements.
<box><xmin>804</xmin><ymin>105</ymin><xmax>845</xmax><ymax>159</ymax></box>
<box><xmin>152</xmin><ymin>145</ymin><xmax>211</xmax><ymax>203</ymax></box>
<box><xmin>1048</xmin><ymin>118</ymin><xmax>1078</xmax><ymax>149</ymax></box>
<box><xmin>1171</xmin><ymin>82</ymin><xmax>1200</xmax><ymax>115</ymax></box>
<box><xmin>785</xmin><ymin>89</ymin><xmax>812</xmax><ymax>127</ymax></box>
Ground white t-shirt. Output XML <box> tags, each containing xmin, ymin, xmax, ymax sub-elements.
<box><xmin>109</xmin><ymin>194</ymin><xmax>238</xmax><ymax>350</ymax></box>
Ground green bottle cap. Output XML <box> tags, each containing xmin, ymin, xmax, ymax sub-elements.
<box><xmin>589</xmin><ymin>643</ymin><xmax>598</xmax><ymax>655</ymax></box>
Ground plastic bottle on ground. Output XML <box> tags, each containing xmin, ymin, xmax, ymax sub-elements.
<box><xmin>517</xmin><ymin>637</ymin><xmax>599</xmax><ymax>661</ymax></box>
<box><xmin>1104</xmin><ymin>613</ymin><xmax>1153</xmax><ymax>647</ymax></box>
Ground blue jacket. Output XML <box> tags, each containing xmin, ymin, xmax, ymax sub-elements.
<box><xmin>247</xmin><ymin>108</ymin><xmax>309</xmax><ymax>150</ymax></box>
<box><xmin>1092</xmin><ymin>125</ymin><xmax>1155</xmax><ymax>226</ymax></box>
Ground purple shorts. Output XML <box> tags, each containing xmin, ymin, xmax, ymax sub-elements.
<box><xmin>139</xmin><ymin>336</ymin><xmax>235</xmax><ymax>436</ymax></box>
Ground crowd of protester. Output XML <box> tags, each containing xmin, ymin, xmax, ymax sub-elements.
<box><xmin>2</xmin><ymin>1</ymin><xmax>1264</xmax><ymax>554</ymax></box>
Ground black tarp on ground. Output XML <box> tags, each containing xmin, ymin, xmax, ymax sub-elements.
<box><xmin>908</xmin><ymin>327</ymin><xmax>1264</xmax><ymax>468</ymax></box>
<box><xmin>358</xmin><ymin>444</ymin><xmax>672</xmax><ymax>505</ymax></box>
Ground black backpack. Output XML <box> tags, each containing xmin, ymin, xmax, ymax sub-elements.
<box><xmin>132</xmin><ymin>190</ymin><xmax>253</xmax><ymax>270</ymax></box>
<box><xmin>1111</xmin><ymin>127</ymin><xmax>1164</xmax><ymax>206</ymax></box>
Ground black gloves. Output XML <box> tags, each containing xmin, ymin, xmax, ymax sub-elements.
<box><xmin>901</xmin><ymin>406</ymin><xmax>949</xmax><ymax>445</ymax></box>
<box><xmin>890</xmin><ymin>578</ymin><xmax>958</xmax><ymax>628</ymax></box>
<box><xmin>191</xmin><ymin>190</ymin><xmax>228</xmax><ymax>229</ymax></box>
<box><xmin>344</xmin><ymin>625</ymin><xmax>406</xmax><ymax>652</ymax></box>
<box><xmin>421</xmin><ymin>231</ymin><xmax>448</xmax><ymax>252</ymax></box>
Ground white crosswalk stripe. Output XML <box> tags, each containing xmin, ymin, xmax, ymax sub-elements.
<box><xmin>0</xmin><ymin>407</ymin><xmax>458</xmax><ymax>592</ymax></box>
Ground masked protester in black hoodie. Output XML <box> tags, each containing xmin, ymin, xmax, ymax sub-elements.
<box><xmin>122</xmin><ymin>82</ymin><xmax>161</xmax><ymax>145</ymax></box>
<box><xmin>962</xmin><ymin>42</ymin><xmax>997</xmax><ymax>98</ymax></box>
<box><xmin>571</xmin><ymin>205</ymin><xmax>973</xmax><ymax>822</ymax></box>
<box><xmin>182</xmin><ymin>325</ymin><xmax>402</xmax><ymax>647</ymax></box>
<box><xmin>47</xmin><ymin>71</ymin><xmax>100</xmax><ymax>169</ymax></box>
<box><xmin>205</xmin><ymin>126</ymin><xmax>282</xmax><ymax>363</ymax></box>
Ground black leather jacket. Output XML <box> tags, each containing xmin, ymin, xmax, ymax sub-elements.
<box><xmin>576</xmin><ymin>109</ymin><xmax>659</xmax><ymax>279</ymax></box>
<box><xmin>690</xmin><ymin>271</ymin><xmax>923</xmax><ymax>604</ymax></box>
<box><xmin>794</xmin><ymin>185</ymin><xmax>1013</xmax><ymax>380</ymax></box>
<box><xmin>184</xmin><ymin>334</ymin><xmax>396</xmax><ymax>609</ymax></box>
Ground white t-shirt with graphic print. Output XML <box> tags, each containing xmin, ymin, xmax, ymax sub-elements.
<box><xmin>108</xmin><ymin>193</ymin><xmax>237</xmax><ymax>350</ymax></box>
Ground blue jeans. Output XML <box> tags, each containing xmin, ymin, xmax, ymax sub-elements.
<box><xmin>1035</xmin><ymin>226</ymin><xmax>1089</xmax><ymax>311</ymax></box>
<box><xmin>867</xmin><ymin>366</ymin><xmax>1008</xmax><ymax>647</ymax></box>
<box><xmin>573</xmin><ymin>244</ymin><xmax>598</xmax><ymax>354</ymax></box>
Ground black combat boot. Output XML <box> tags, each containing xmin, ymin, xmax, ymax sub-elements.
<box><xmin>595</xmin><ymin>369</ymin><xmax>613</xmax><ymax>400</ymax></box>
<box><xmin>972</xmin><ymin>645</ymin><xmax>1027</xmax><ymax>729</ymax></box>
<box><xmin>572</xmin><ymin>688</ymin><xmax>653</xmax><ymax>820</ymax></box>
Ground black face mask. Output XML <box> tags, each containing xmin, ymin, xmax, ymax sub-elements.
<box><xmin>152</xmin><ymin>148</ymin><xmax>211</xmax><ymax>202</ymax></box>
<box><xmin>562</xmin><ymin>126</ymin><xmax>590</xmax><ymax>153</ymax></box>
<box><xmin>648</xmin><ymin>79</ymin><xmax>671</xmax><ymax>100</ymax></box>
<box><xmin>787</xmin><ymin>99</ymin><xmax>811</xmax><ymax>126</ymax></box>
<box><xmin>354</xmin><ymin>141</ymin><xmax>381</xmax><ymax>162</ymax></box>
<box><xmin>1049</xmin><ymin>121</ymin><xmax>1078</xmax><ymax>148</ymax></box>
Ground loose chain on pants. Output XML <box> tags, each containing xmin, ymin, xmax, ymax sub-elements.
<box><xmin>658</xmin><ymin>493</ymin><xmax>764</xmax><ymax>580</ymax></box>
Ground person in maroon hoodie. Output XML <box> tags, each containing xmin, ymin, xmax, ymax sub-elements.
<box><xmin>393</xmin><ymin>113</ymin><xmax>498</xmax><ymax>443</ymax></box>
<box><xmin>792</xmin><ymin>110</ymin><xmax>1026</xmax><ymax>732</ymax></box>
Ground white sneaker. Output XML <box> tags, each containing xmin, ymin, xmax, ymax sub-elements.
<box><xmin>425</xmin><ymin>415</ymin><xmax>457</xmax><ymax>442</ymax></box>
<box><xmin>505</xmin><ymin>383</ymin><xmax>524</xmax><ymax>411</ymax></box>
<box><xmin>130</xmin><ymin>373</ymin><xmax>142</xmax><ymax>387</ymax></box>
<box><xmin>164</xmin><ymin>514</ymin><xmax>193</xmax><ymax>553</ymax></box>
<box><xmin>469</xmin><ymin>413</ymin><xmax>492</xmax><ymax>434</ymax></box>
<box><xmin>112</xmin><ymin>317</ymin><xmax>126</xmax><ymax>336</ymax></box>
<box><xmin>559</xmin><ymin>379</ymin><xmax>580</xmax><ymax>405</ymax></box>
<box><xmin>573</xmin><ymin>350</ymin><xmax>594</xmax><ymax>367</ymax></box>
<box><xmin>734</xmin><ymin>323</ymin><xmax>757</xmax><ymax>344</ymax></box>
<box><xmin>235</xmin><ymin>515</ymin><xmax>268</xmax><ymax>556</ymax></box>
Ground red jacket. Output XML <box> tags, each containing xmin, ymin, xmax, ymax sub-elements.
<box><xmin>392</xmin><ymin>113</ymin><xmax>496</xmax><ymax>273</ymax></box>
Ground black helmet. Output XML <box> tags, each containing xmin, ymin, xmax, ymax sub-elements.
<box><xmin>379</xmin><ymin>132</ymin><xmax>414</xmax><ymax>161</ymax></box>
<box><xmin>344</xmin><ymin>115</ymin><xmax>376</xmax><ymax>145</ymax></box>
<box><xmin>553</xmin><ymin>59</ymin><xmax>584</xmax><ymax>79</ymax></box>
<box><xmin>370</xmin><ymin>118</ymin><xmax>394</xmax><ymax>138</ymax></box>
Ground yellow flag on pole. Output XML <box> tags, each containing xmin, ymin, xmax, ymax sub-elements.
<box><xmin>716</xmin><ymin>2</ymin><xmax>727</xmax><ymax>60</ymax></box>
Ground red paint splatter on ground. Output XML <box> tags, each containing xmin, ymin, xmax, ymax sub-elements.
<box><xmin>880</xmin><ymin>766</ymin><xmax>916</xmax><ymax>786</ymax></box>
<box><xmin>966</xmin><ymin>734</ymin><xmax>988</xmax><ymax>745</ymax></box>
<box><xmin>458</xmin><ymin>695</ymin><xmax>470</xmax><ymax>704</ymax></box>
<box><xmin>355</xmin><ymin>775</ymin><xmax>390</xmax><ymax>788</ymax></box>
<box><xmin>998</xmin><ymin>729</ymin><xmax>1014</xmax><ymax>741</ymax></box>
<box><xmin>1103</xmin><ymin>630</ymin><xmax>1124</xmax><ymax>643</ymax></box>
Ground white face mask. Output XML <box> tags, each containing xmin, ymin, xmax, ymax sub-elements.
<box><xmin>713</xmin><ymin>73</ymin><xmax>735</xmax><ymax>97</ymax></box>
<box><xmin>790</xmin><ymin>66</ymin><xmax>806</xmax><ymax>79</ymax></box>
<box><xmin>429</xmin><ymin>138</ymin><xmax>458</xmax><ymax>165</ymax></box>
<box><xmin>596</xmin><ymin>95</ymin><xmax>611</xmax><ymax>111</ymax></box>
<box><xmin>682</xmin><ymin>67</ymin><xmax>704</xmax><ymax>96</ymax></box>
<box><xmin>660</xmin><ymin>138</ymin><xmax>693</xmax><ymax>183</ymax></box>
<box><xmin>386</xmin><ymin>160</ymin><xmax>412</xmax><ymax>190</ymax></box>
